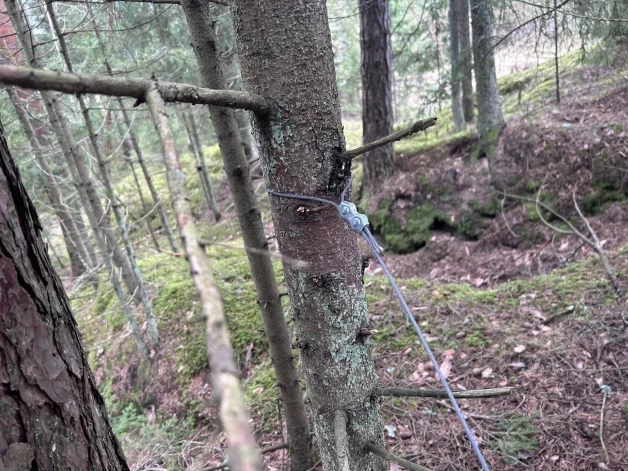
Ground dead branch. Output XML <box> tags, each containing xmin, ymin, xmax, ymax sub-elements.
<box><xmin>375</xmin><ymin>386</ymin><xmax>513</xmax><ymax>399</ymax></box>
<box><xmin>145</xmin><ymin>82</ymin><xmax>263</xmax><ymax>471</ymax></box>
<box><xmin>0</xmin><ymin>65</ymin><xmax>270</xmax><ymax>114</ymax></box>
<box><xmin>345</xmin><ymin>117</ymin><xmax>437</xmax><ymax>159</ymax></box>
<box><xmin>366</xmin><ymin>443</ymin><xmax>434</xmax><ymax>471</ymax></box>
<box><xmin>334</xmin><ymin>411</ymin><xmax>351</xmax><ymax>471</ymax></box>
<box><xmin>499</xmin><ymin>188</ymin><xmax>622</xmax><ymax>297</ymax></box>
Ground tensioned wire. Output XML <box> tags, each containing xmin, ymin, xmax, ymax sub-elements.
<box><xmin>267</xmin><ymin>177</ymin><xmax>490</xmax><ymax>471</ymax></box>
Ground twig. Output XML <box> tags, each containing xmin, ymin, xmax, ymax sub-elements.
<box><xmin>542</xmin><ymin>305</ymin><xmax>575</xmax><ymax>325</ymax></box>
<box><xmin>334</xmin><ymin>411</ymin><xmax>351</xmax><ymax>471</ymax></box>
<box><xmin>345</xmin><ymin>117</ymin><xmax>437</xmax><ymax>159</ymax></box>
<box><xmin>366</xmin><ymin>443</ymin><xmax>434</xmax><ymax>471</ymax></box>
<box><xmin>599</xmin><ymin>385</ymin><xmax>611</xmax><ymax>466</ymax></box>
<box><xmin>499</xmin><ymin>188</ymin><xmax>622</xmax><ymax>297</ymax></box>
<box><xmin>375</xmin><ymin>386</ymin><xmax>513</xmax><ymax>399</ymax></box>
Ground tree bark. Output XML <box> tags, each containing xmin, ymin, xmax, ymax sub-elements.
<box><xmin>458</xmin><ymin>0</ymin><xmax>474</xmax><ymax>124</ymax></box>
<box><xmin>232</xmin><ymin>2</ymin><xmax>386</xmax><ymax>470</ymax></box>
<box><xmin>449</xmin><ymin>0</ymin><xmax>465</xmax><ymax>132</ymax></box>
<box><xmin>360</xmin><ymin>0</ymin><xmax>395</xmax><ymax>190</ymax></box>
<box><xmin>146</xmin><ymin>83</ymin><xmax>262</xmax><ymax>471</ymax></box>
<box><xmin>0</xmin><ymin>116</ymin><xmax>131</xmax><ymax>471</ymax></box>
<box><xmin>46</xmin><ymin>0</ymin><xmax>159</xmax><ymax>342</ymax></box>
<box><xmin>178</xmin><ymin>2</ymin><xmax>313</xmax><ymax>469</ymax></box>
<box><xmin>5</xmin><ymin>86</ymin><xmax>92</xmax><ymax>277</ymax></box>
<box><xmin>470</xmin><ymin>0</ymin><xmax>504</xmax><ymax>157</ymax></box>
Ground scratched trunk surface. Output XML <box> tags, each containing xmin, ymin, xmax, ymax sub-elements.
<box><xmin>0</xmin><ymin>118</ymin><xmax>129</xmax><ymax>471</ymax></box>
<box><xmin>233</xmin><ymin>2</ymin><xmax>386</xmax><ymax>470</ymax></box>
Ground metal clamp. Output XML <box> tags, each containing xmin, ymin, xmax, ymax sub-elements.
<box><xmin>337</xmin><ymin>201</ymin><xmax>369</xmax><ymax>233</ymax></box>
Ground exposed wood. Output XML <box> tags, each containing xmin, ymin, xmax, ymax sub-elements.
<box><xmin>146</xmin><ymin>82</ymin><xmax>262</xmax><ymax>471</ymax></box>
<box><xmin>0</xmin><ymin>64</ymin><xmax>271</xmax><ymax>114</ymax></box>
<box><xmin>334</xmin><ymin>411</ymin><xmax>351</xmax><ymax>471</ymax></box>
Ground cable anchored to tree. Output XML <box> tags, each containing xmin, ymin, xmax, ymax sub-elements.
<box><xmin>267</xmin><ymin>175</ymin><xmax>491</xmax><ymax>471</ymax></box>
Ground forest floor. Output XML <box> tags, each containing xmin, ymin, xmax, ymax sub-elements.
<box><xmin>67</xmin><ymin>54</ymin><xmax>628</xmax><ymax>471</ymax></box>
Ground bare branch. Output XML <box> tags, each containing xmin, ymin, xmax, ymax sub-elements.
<box><xmin>375</xmin><ymin>386</ymin><xmax>513</xmax><ymax>399</ymax></box>
<box><xmin>366</xmin><ymin>443</ymin><xmax>434</xmax><ymax>471</ymax></box>
<box><xmin>0</xmin><ymin>64</ymin><xmax>271</xmax><ymax>114</ymax></box>
<box><xmin>334</xmin><ymin>411</ymin><xmax>351</xmax><ymax>471</ymax></box>
<box><xmin>345</xmin><ymin>117</ymin><xmax>438</xmax><ymax>159</ymax></box>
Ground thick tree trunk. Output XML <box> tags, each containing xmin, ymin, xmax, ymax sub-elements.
<box><xmin>46</xmin><ymin>0</ymin><xmax>159</xmax><ymax>342</ymax></box>
<box><xmin>233</xmin><ymin>2</ymin><xmax>386</xmax><ymax>470</ymax></box>
<box><xmin>5</xmin><ymin>86</ymin><xmax>92</xmax><ymax>277</ymax></box>
<box><xmin>178</xmin><ymin>2</ymin><xmax>313</xmax><ymax>469</ymax></box>
<box><xmin>0</xmin><ymin>117</ymin><xmax>130</xmax><ymax>471</ymax></box>
<box><xmin>449</xmin><ymin>0</ymin><xmax>465</xmax><ymax>132</ymax></box>
<box><xmin>458</xmin><ymin>0</ymin><xmax>474</xmax><ymax>124</ymax></box>
<box><xmin>470</xmin><ymin>0</ymin><xmax>504</xmax><ymax>156</ymax></box>
<box><xmin>146</xmin><ymin>83</ymin><xmax>262</xmax><ymax>471</ymax></box>
<box><xmin>360</xmin><ymin>0</ymin><xmax>395</xmax><ymax>190</ymax></box>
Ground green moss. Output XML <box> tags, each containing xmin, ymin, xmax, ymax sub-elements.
<box><xmin>456</xmin><ymin>210</ymin><xmax>486</xmax><ymax>239</ymax></box>
<box><xmin>494</xmin><ymin>413</ymin><xmax>540</xmax><ymax>465</ymax></box>
<box><xmin>580</xmin><ymin>182</ymin><xmax>626</xmax><ymax>215</ymax></box>
<box><xmin>469</xmin><ymin>195</ymin><xmax>501</xmax><ymax>218</ymax></box>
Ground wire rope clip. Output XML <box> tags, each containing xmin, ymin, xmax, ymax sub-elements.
<box><xmin>338</xmin><ymin>201</ymin><xmax>369</xmax><ymax>233</ymax></box>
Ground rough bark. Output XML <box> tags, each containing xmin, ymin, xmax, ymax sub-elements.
<box><xmin>179</xmin><ymin>2</ymin><xmax>313</xmax><ymax>469</ymax></box>
<box><xmin>0</xmin><ymin>117</ymin><xmax>131</xmax><ymax>471</ymax></box>
<box><xmin>233</xmin><ymin>2</ymin><xmax>386</xmax><ymax>470</ymax></box>
<box><xmin>360</xmin><ymin>0</ymin><xmax>395</xmax><ymax>190</ymax></box>
<box><xmin>449</xmin><ymin>0</ymin><xmax>465</xmax><ymax>132</ymax></box>
<box><xmin>5</xmin><ymin>86</ymin><xmax>92</xmax><ymax>277</ymax></box>
<box><xmin>0</xmin><ymin>64</ymin><xmax>271</xmax><ymax>114</ymax></box>
<box><xmin>182</xmin><ymin>111</ymin><xmax>221</xmax><ymax>220</ymax></box>
<box><xmin>470</xmin><ymin>0</ymin><xmax>504</xmax><ymax>156</ymax></box>
<box><xmin>46</xmin><ymin>0</ymin><xmax>159</xmax><ymax>342</ymax></box>
<box><xmin>5</xmin><ymin>0</ymin><xmax>140</xmax><ymax>299</ymax></box>
<box><xmin>458</xmin><ymin>0</ymin><xmax>474</xmax><ymax>124</ymax></box>
<box><xmin>146</xmin><ymin>83</ymin><xmax>262</xmax><ymax>471</ymax></box>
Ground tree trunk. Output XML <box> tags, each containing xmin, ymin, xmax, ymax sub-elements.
<box><xmin>449</xmin><ymin>0</ymin><xmax>465</xmax><ymax>132</ymax></box>
<box><xmin>233</xmin><ymin>2</ymin><xmax>387</xmax><ymax>470</ymax></box>
<box><xmin>458</xmin><ymin>0</ymin><xmax>474</xmax><ymax>124</ymax></box>
<box><xmin>120</xmin><ymin>129</ymin><xmax>161</xmax><ymax>251</ymax></box>
<box><xmin>360</xmin><ymin>0</ymin><xmax>395</xmax><ymax>190</ymax></box>
<box><xmin>5</xmin><ymin>85</ymin><xmax>92</xmax><ymax>277</ymax></box>
<box><xmin>178</xmin><ymin>2</ymin><xmax>313</xmax><ymax>469</ymax></box>
<box><xmin>470</xmin><ymin>0</ymin><xmax>504</xmax><ymax>157</ymax></box>
<box><xmin>5</xmin><ymin>0</ymin><xmax>140</xmax><ymax>299</ymax></box>
<box><xmin>46</xmin><ymin>0</ymin><xmax>158</xmax><ymax>342</ymax></box>
<box><xmin>146</xmin><ymin>83</ymin><xmax>262</xmax><ymax>471</ymax></box>
<box><xmin>182</xmin><ymin>111</ymin><xmax>221</xmax><ymax>220</ymax></box>
<box><xmin>0</xmin><ymin>116</ymin><xmax>131</xmax><ymax>471</ymax></box>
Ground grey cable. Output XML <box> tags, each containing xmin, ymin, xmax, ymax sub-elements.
<box><xmin>267</xmin><ymin>179</ymin><xmax>490</xmax><ymax>471</ymax></box>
